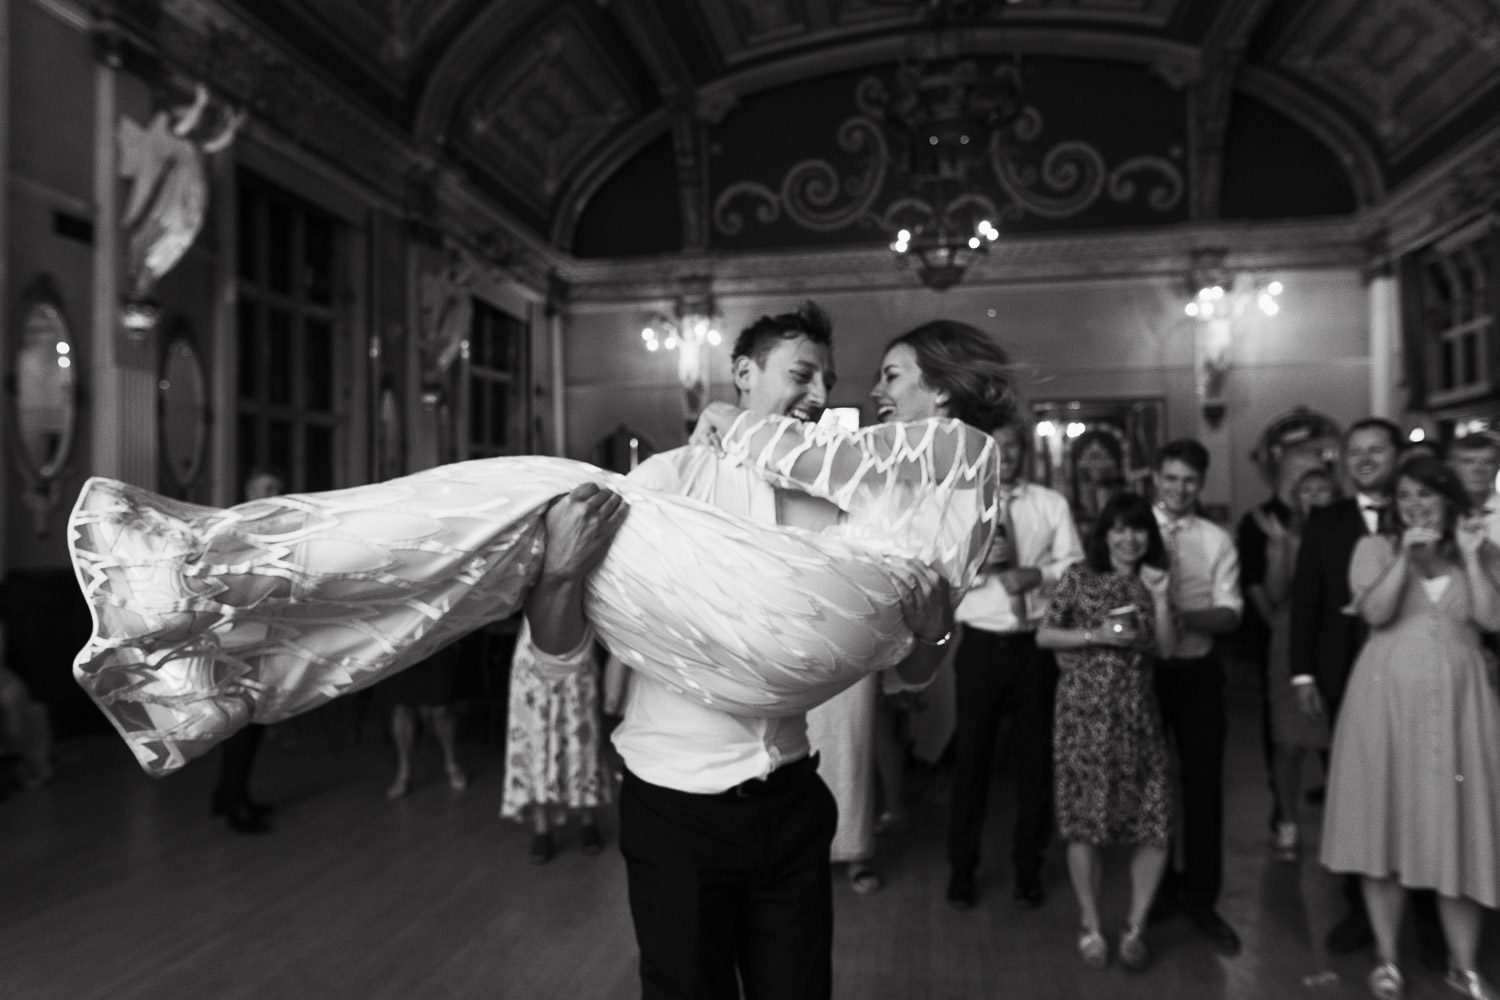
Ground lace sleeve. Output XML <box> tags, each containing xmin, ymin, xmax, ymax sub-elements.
<box><xmin>719</xmin><ymin>413</ymin><xmax>999</xmax><ymax>590</ymax></box>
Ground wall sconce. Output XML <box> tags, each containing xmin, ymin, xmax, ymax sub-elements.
<box><xmin>640</xmin><ymin>278</ymin><xmax>720</xmax><ymax>431</ymax></box>
<box><xmin>1183</xmin><ymin>250</ymin><xmax>1282</xmax><ymax>430</ymax></box>
<box><xmin>120</xmin><ymin>295</ymin><xmax>163</xmax><ymax>339</ymax></box>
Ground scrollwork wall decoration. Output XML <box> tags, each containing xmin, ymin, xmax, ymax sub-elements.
<box><xmin>712</xmin><ymin>69</ymin><xmax>1187</xmax><ymax>241</ymax></box>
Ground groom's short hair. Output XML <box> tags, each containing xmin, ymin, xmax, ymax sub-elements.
<box><xmin>731</xmin><ymin>300</ymin><xmax>833</xmax><ymax>367</ymax></box>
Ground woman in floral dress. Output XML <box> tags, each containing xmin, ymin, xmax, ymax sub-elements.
<box><xmin>1039</xmin><ymin>492</ymin><xmax>1175</xmax><ymax>971</ymax></box>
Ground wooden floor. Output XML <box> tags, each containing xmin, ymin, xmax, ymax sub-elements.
<box><xmin>2</xmin><ymin>669</ymin><xmax>1494</xmax><ymax>1000</ymax></box>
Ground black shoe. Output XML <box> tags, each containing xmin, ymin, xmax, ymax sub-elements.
<box><xmin>529</xmin><ymin>832</ymin><xmax>555</xmax><ymax>865</ymax></box>
<box><xmin>580</xmin><ymin>824</ymin><xmax>603</xmax><ymax>856</ymax></box>
<box><xmin>946</xmin><ymin>871</ymin><xmax>976</xmax><ymax>911</ymax></box>
<box><xmin>221</xmin><ymin>803</ymin><xmax>272</xmax><ymax>835</ymax></box>
<box><xmin>1325</xmin><ymin>908</ymin><xmax>1374</xmax><ymax>954</ymax></box>
<box><xmin>1013</xmin><ymin>878</ymin><xmax>1045</xmax><ymax>910</ymax></box>
<box><xmin>1187</xmin><ymin>906</ymin><xmax>1241</xmax><ymax>956</ymax></box>
<box><xmin>211</xmin><ymin>794</ymin><xmax>273</xmax><ymax>820</ymax></box>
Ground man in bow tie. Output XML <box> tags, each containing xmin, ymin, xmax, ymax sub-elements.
<box><xmin>1289</xmin><ymin>416</ymin><xmax>1401</xmax><ymax>954</ymax></box>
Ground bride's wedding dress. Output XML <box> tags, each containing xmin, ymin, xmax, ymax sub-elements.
<box><xmin>68</xmin><ymin>414</ymin><xmax>997</xmax><ymax>775</ymax></box>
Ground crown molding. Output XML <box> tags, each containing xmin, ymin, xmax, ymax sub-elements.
<box><xmin>1375</xmin><ymin>121</ymin><xmax>1500</xmax><ymax>254</ymax></box>
<box><xmin>557</xmin><ymin>218</ymin><xmax>1366</xmax><ymax>307</ymax></box>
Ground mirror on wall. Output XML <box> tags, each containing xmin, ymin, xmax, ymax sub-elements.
<box><xmin>10</xmin><ymin>275</ymin><xmax>79</xmax><ymax>491</ymax></box>
<box><xmin>375</xmin><ymin>380</ymin><xmax>404</xmax><ymax>481</ymax></box>
<box><xmin>158</xmin><ymin>322</ymin><xmax>209</xmax><ymax>493</ymax></box>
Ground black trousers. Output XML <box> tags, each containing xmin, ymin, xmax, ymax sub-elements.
<box><xmin>212</xmin><ymin>724</ymin><xmax>265</xmax><ymax>806</ymax></box>
<box><xmin>618</xmin><ymin>759</ymin><xmax>837</xmax><ymax>1000</ymax></box>
<box><xmin>945</xmin><ymin>629</ymin><xmax>1057</xmax><ymax>881</ymax></box>
<box><xmin>1154</xmin><ymin>657</ymin><xmax>1227</xmax><ymax>908</ymax></box>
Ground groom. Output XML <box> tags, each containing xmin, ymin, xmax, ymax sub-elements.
<box><xmin>524</xmin><ymin>301</ymin><xmax>953</xmax><ymax>1000</ymax></box>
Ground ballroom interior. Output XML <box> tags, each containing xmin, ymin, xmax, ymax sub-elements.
<box><xmin>3</xmin><ymin>0</ymin><xmax>1500</xmax><ymax>997</ymax></box>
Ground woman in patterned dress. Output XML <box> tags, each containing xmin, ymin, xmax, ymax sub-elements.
<box><xmin>1038</xmin><ymin>492</ymin><xmax>1175</xmax><ymax>971</ymax></box>
<box><xmin>500</xmin><ymin>623</ymin><xmax>609</xmax><ymax>864</ymax></box>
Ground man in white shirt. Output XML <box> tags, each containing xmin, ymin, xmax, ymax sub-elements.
<box><xmin>1450</xmin><ymin>431</ymin><xmax>1500</xmax><ymax>545</ymax></box>
<box><xmin>523</xmin><ymin>303</ymin><xmax>954</xmax><ymax>1000</ymax></box>
<box><xmin>1148</xmin><ymin>439</ymin><xmax>1243</xmax><ymax>955</ymax></box>
<box><xmin>945</xmin><ymin>419</ymin><xmax>1082</xmax><ymax>912</ymax></box>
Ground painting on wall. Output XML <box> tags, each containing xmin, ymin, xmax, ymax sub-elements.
<box><xmin>1031</xmin><ymin>397</ymin><xmax>1165</xmax><ymax>538</ymax></box>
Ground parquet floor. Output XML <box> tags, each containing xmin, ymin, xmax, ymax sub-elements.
<box><xmin>2</xmin><ymin>669</ymin><xmax>1493</xmax><ymax>1000</ymax></box>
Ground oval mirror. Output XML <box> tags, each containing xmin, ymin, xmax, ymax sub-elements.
<box><xmin>158</xmin><ymin>325</ymin><xmax>208</xmax><ymax>491</ymax></box>
<box><xmin>11</xmin><ymin>275</ymin><xmax>78</xmax><ymax>482</ymax></box>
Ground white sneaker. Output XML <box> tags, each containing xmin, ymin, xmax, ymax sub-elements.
<box><xmin>1274</xmin><ymin>821</ymin><xmax>1299</xmax><ymax>861</ymax></box>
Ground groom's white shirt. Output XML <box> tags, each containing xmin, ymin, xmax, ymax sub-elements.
<box><xmin>529</xmin><ymin>445</ymin><xmax>811</xmax><ymax>795</ymax></box>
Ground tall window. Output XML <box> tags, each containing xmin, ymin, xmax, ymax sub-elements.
<box><xmin>466</xmin><ymin>299</ymin><xmax>530</xmax><ymax>458</ymax></box>
<box><xmin>235</xmin><ymin>170</ymin><xmax>345</xmax><ymax>494</ymax></box>
<box><xmin>1418</xmin><ymin>218</ymin><xmax>1497</xmax><ymax>409</ymax></box>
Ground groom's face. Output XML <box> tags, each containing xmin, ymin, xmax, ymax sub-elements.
<box><xmin>734</xmin><ymin>334</ymin><xmax>836</xmax><ymax>422</ymax></box>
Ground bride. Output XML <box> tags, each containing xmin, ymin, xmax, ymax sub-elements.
<box><xmin>69</xmin><ymin>410</ymin><xmax>998</xmax><ymax>776</ymax></box>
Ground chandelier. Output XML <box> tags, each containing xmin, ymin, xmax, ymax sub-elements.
<box><xmin>891</xmin><ymin>218</ymin><xmax>998</xmax><ymax>291</ymax></box>
<box><xmin>640</xmin><ymin>313</ymin><xmax>721</xmax><ymax>353</ymax></box>
<box><xmin>882</xmin><ymin>12</ymin><xmax>1024</xmax><ymax>292</ymax></box>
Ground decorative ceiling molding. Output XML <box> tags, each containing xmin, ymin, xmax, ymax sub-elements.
<box><xmin>550</xmin><ymin>109</ymin><xmax>674</xmax><ymax>250</ymax></box>
<box><xmin>1272</xmin><ymin>0</ymin><xmax>1500</xmax><ymax>159</ymax></box>
<box><xmin>1237</xmin><ymin>66</ymin><xmax>1385</xmax><ymax>209</ymax></box>
<box><xmin>1375</xmin><ymin>121</ymin><xmax>1500</xmax><ymax>254</ymax></box>
<box><xmin>457</xmin><ymin>12</ymin><xmax>638</xmax><ymax>207</ymax></box>
<box><xmin>693</xmin><ymin>28</ymin><xmax>1205</xmax><ymax>116</ymax></box>
<box><xmin>606</xmin><ymin>0</ymin><xmax>709</xmax><ymax>252</ymax></box>
<box><xmin>1188</xmin><ymin>0</ymin><xmax>1274</xmax><ymax>219</ymax></box>
<box><xmin>150</xmin><ymin>0</ymin><xmax>561</xmax><ymax>291</ymax></box>
<box><xmin>557</xmin><ymin>217</ymin><xmax>1366</xmax><ymax>304</ymax></box>
<box><xmin>413</xmin><ymin>0</ymin><xmax>551</xmax><ymax>144</ymax></box>
<box><xmin>157</xmin><ymin>0</ymin><xmax>421</xmax><ymax>198</ymax></box>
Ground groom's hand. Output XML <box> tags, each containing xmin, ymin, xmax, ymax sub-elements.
<box><xmin>540</xmin><ymin>483</ymin><xmax>629</xmax><ymax>582</ymax></box>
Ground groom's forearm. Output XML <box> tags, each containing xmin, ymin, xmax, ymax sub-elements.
<box><xmin>525</xmin><ymin>573</ymin><xmax>590</xmax><ymax>657</ymax></box>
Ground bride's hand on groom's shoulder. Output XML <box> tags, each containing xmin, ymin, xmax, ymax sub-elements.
<box><xmin>689</xmin><ymin>402</ymin><xmax>744</xmax><ymax>451</ymax></box>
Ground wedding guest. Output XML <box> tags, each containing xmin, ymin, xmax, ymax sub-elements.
<box><xmin>1321</xmin><ymin>456</ymin><xmax>1500</xmax><ymax>1000</ymax></box>
<box><xmin>1038</xmin><ymin>492</ymin><xmax>1176</xmax><ymax>970</ymax></box>
<box><xmin>945</xmin><ymin>418</ymin><xmax>1082</xmax><ymax>911</ymax></box>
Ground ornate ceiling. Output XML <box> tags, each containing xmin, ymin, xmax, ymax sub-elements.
<box><xmin>222</xmin><ymin>0</ymin><xmax>1500</xmax><ymax>261</ymax></box>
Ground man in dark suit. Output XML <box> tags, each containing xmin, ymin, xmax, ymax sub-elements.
<box><xmin>1288</xmin><ymin>417</ymin><xmax>1399</xmax><ymax>953</ymax></box>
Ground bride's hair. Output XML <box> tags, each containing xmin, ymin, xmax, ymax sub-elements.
<box><xmin>886</xmin><ymin>320</ymin><xmax>1014</xmax><ymax>431</ymax></box>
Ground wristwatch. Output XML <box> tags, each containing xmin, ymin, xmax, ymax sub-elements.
<box><xmin>1082</xmin><ymin>629</ymin><xmax>1094</xmax><ymax>646</ymax></box>
<box><xmin>918</xmin><ymin>629</ymin><xmax>953</xmax><ymax>648</ymax></box>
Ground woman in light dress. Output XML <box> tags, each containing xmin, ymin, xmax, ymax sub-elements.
<box><xmin>1320</xmin><ymin>456</ymin><xmax>1500</xmax><ymax>1000</ymax></box>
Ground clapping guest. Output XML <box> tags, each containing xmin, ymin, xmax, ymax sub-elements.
<box><xmin>1038</xmin><ymin>492</ymin><xmax>1176</xmax><ymax>971</ymax></box>
<box><xmin>1449</xmin><ymin>432</ymin><xmax>1500</xmax><ymax>544</ymax></box>
<box><xmin>1254</xmin><ymin>463</ymin><xmax>1337</xmax><ymax>860</ymax></box>
<box><xmin>1321</xmin><ymin>456</ymin><xmax>1500</xmax><ymax>1000</ymax></box>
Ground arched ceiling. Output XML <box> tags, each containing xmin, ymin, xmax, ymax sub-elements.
<box><xmin>234</xmin><ymin>0</ymin><xmax>1500</xmax><ymax>259</ymax></box>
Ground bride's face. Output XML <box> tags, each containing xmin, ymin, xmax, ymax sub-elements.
<box><xmin>870</xmin><ymin>343</ymin><xmax>946</xmax><ymax>423</ymax></box>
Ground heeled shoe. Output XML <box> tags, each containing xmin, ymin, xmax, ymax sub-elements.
<box><xmin>529</xmin><ymin>832</ymin><xmax>554</xmax><ymax>865</ymax></box>
<box><xmin>1368</xmin><ymin>962</ymin><xmax>1404</xmax><ymax>1000</ymax></box>
<box><xmin>446</xmin><ymin>765</ymin><xmax>468</xmax><ymax>792</ymax></box>
<box><xmin>210</xmin><ymin>794</ymin><xmax>272</xmax><ymax>819</ymax></box>
<box><xmin>385</xmin><ymin>774</ymin><xmax>411</xmax><ymax>800</ymax></box>
<box><xmin>1446</xmin><ymin>969</ymin><xmax>1500</xmax><ymax>1000</ymax></box>
<box><xmin>579</xmin><ymin>824</ymin><xmax>603</xmax><ymax>856</ymax></box>
<box><xmin>1119</xmin><ymin>925</ymin><xmax>1150</xmax><ymax>972</ymax></box>
<box><xmin>1078</xmin><ymin>928</ymin><xmax>1108</xmax><ymax>969</ymax></box>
